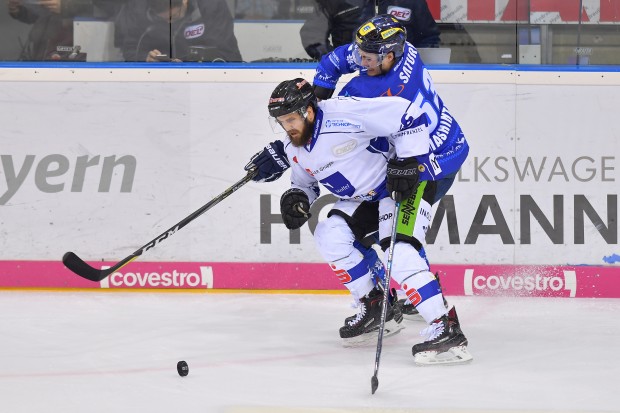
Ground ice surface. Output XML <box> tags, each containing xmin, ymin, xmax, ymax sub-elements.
<box><xmin>0</xmin><ymin>291</ymin><xmax>618</xmax><ymax>413</ymax></box>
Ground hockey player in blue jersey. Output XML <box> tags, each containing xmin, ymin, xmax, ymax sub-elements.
<box><xmin>253</xmin><ymin>77</ymin><xmax>472</xmax><ymax>365</ymax></box>
<box><xmin>248</xmin><ymin>15</ymin><xmax>469</xmax><ymax>318</ymax></box>
<box><xmin>312</xmin><ymin>14</ymin><xmax>468</xmax><ymax>198</ymax></box>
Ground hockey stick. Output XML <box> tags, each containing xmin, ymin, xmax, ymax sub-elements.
<box><xmin>371</xmin><ymin>197</ymin><xmax>401</xmax><ymax>395</ymax></box>
<box><xmin>62</xmin><ymin>170</ymin><xmax>257</xmax><ymax>282</ymax></box>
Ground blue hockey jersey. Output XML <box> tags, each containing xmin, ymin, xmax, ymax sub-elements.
<box><xmin>313</xmin><ymin>42</ymin><xmax>469</xmax><ymax>181</ymax></box>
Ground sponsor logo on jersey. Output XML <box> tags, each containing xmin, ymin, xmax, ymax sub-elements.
<box><xmin>305</xmin><ymin>161</ymin><xmax>334</xmax><ymax>177</ymax></box>
<box><xmin>329</xmin><ymin>53</ymin><xmax>339</xmax><ymax>67</ymax></box>
<box><xmin>315</xmin><ymin>73</ymin><xmax>333</xmax><ymax>83</ymax></box>
<box><xmin>402</xmin><ymin>283</ymin><xmax>421</xmax><ymax>305</ymax></box>
<box><xmin>378</xmin><ymin>212</ymin><xmax>393</xmax><ymax>222</ymax></box>
<box><xmin>381</xmin><ymin>84</ymin><xmax>405</xmax><ymax>97</ymax></box>
<box><xmin>184</xmin><ymin>24</ymin><xmax>205</xmax><ymax>39</ymax></box>
<box><xmin>388</xmin><ymin>6</ymin><xmax>412</xmax><ymax>21</ymax></box>
<box><xmin>352</xmin><ymin>190</ymin><xmax>378</xmax><ymax>201</ymax></box>
<box><xmin>332</xmin><ymin>139</ymin><xmax>357</xmax><ymax>156</ymax></box>
<box><xmin>401</xmin><ymin>201</ymin><xmax>416</xmax><ymax>225</ymax></box>
<box><xmin>428</xmin><ymin>153</ymin><xmax>442</xmax><ymax>175</ymax></box>
<box><xmin>330</xmin><ymin>264</ymin><xmax>352</xmax><ymax>283</ymax></box>
<box><xmin>324</xmin><ymin>119</ymin><xmax>361</xmax><ymax>129</ymax></box>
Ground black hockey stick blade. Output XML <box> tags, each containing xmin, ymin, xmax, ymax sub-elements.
<box><xmin>62</xmin><ymin>170</ymin><xmax>256</xmax><ymax>282</ymax></box>
<box><xmin>62</xmin><ymin>252</ymin><xmax>136</xmax><ymax>282</ymax></box>
<box><xmin>371</xmin><ymin>374</ymin><xmax>379</xmax><ymax>394</ymax></box>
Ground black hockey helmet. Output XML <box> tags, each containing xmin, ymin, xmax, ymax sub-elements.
<box><xmin>268</xmin><ymin>78</ymin><xmax>316</xmax><ymax>118</ymax></box>
<box><xmin>354</xmin><ymin>14</ymin><xmax>407</xmax><ymax>60</ymax></box>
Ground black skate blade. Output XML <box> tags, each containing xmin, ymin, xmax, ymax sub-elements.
<box><xmin>371</xmin><ymin>375</ymin><xmax>378</xmax><ymax>394</ymax></box>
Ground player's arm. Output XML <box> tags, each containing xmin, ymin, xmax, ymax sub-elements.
<box><xmin>313</xmin><ymin>44</ymin><xmax>359</xmax><ymax>100</ymax></box>
<box><xmin>387</xmin><ymin>108</ymin><xmax>432</xmax><ymax>200</ymax></box>
<box><xmin>244</xmin><ymin>140</ymin><xmax>290</xmax><ymax>183</ymax></box>
<box><xmin>280</xmin><ymin>163</ymin><xmax>320</xmax><ymax>230</ymax></box>
<box><xmin>352</xmin><ymin>96</ymin><xmax>432</xmax><ymax>200</ymax></box>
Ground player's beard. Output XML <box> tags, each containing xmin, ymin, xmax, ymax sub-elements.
<box><xmin>288</xmin><ymin>117</ymin><xmax>314</xmax><ymax>147</ymax></box>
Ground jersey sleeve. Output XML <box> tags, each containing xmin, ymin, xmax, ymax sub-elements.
<box><xmin>348</xmin><ymin>96</ymin><xmax>431</xmax><ymax>159</ymax></box>
<box><xmin>284</xmin><ymin>140</ymin><xmax>321</xmax><ymax>205</ymax></box>
<box><xmin>313</xmin><ymin>44</ymin><xmax>359</xmax><ymax>90</ymax></box>
<box><xmin>290</xmin><ymin>166</ymin><xmax>320</xmax><ymax>205</ymax></box>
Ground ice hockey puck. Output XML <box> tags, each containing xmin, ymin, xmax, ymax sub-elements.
<box><xmin>177</xmin><ymin>360</ymin><xmax>189</xmax><ymax>377</ymax></box>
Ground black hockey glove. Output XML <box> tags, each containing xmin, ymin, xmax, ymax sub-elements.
<box><xmin>280</xmin><ymin>188</ymin><xmax>312</xmax><ymax>230</ymax></box>
<box><xmin>244</xmin><ymin>140</ymin><xmax>290</xmax><ymax>183</ymax></box>
<box><xmin>386</xmin><ymin>157</ymin><xmax>421</xmax><ymax>202</ymax></box>
<box><xmin>313</xmin><ymin>85</ymin><xmax>335</xmax><ymax>101</ymax></box>
<box><xmin>304</xmin><ymin>43</ymin><xmax>329</xmax><ymax>61</ymax></box>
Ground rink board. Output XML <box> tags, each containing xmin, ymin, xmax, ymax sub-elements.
<box><xmin>0</xmin><ymin>65</ymin><xmax>618</xmax><ymax>292</ymax></box>
<box><xmin>0</xmin><ymin>260</ymin><xmax>618</xmax><ymax>298</ymax></box>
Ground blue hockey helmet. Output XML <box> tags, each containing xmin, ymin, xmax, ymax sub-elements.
<box><xmin>354</xmin><ymin>14</ymin><xmax>407</xmax><ymax>60</ymax></box>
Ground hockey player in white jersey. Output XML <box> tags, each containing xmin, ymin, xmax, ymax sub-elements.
<box><xmin>258</xmin><ymin>77</ymin><xmax>472</xmax><ymax>365</ymax></box>
<box><xmin>249</xmin><ymin>15</ymin><xmax>468</xmax><ymax>320</ymax></box>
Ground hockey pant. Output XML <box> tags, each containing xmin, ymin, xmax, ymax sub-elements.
<box><xmin>313</xmin><ymin>182</ymin><xmax>448</xmax><ymax>324</ymax></box>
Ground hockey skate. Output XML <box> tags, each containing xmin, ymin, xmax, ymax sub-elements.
<box><xmin>411</xmin><ymin>306</ymin><xmax>473</xmax><ymax>366</ymax></box>
<box><xmin>340</xmin><ymin>287</ymin><xmax>403</xmax><ymax>347</ymax></box>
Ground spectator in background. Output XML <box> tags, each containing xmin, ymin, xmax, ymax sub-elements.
<box><xmin>92</xmin><ymin>0</ymin><xmax>127</xmax><ymax>19</ymax></box>
<box><xmin>300</xmin><ymin>0</ymin><xmax>440</xmax><ymax>61</ymax></box>
<box><xmin>114</xmin><ymin>0</ymin><xmax>242</xmax><ymax>62</ymax></box>
<box><xmin>8</xmin><ymin>0</ymin><xmax>93</xmax><ymax>60</ymax></box>
<box><xmin>235</xmin><ymin>0</ymin><xmax>279</xmax><ymax>19</ymax></box>
<box><xmin>379</xmin><ymin>0</ymin><xmax>440</xmax><ymax>48</ymax></box>
<box><xmin>300</xmin><ymin>0</ymin><xmax>374</xmax><ymax>60</ymax></box>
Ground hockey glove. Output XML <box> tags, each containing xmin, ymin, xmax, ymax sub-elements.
<box><xmin>304</xmin><ymin>43</ymin><xmax>329</xmax><ymax>61</ymax></box>
<box><xmin>244</xmin><ymin>140</ymin><xmax>290</xmax><ymax>183</ymax></box>
<box><xmin>280</xmin><ymin>188</ymin><xmax>312</xmax><ymax>230</ymax></box>
<box><xmin>313</xmin><ymin>85</ymin><xmax>335</xmax><ymax>101</ymax></box>
<box><xmin>387</xmin><ymin>157</ymin><xmax>421</xmax><ymax>202</ymax></box>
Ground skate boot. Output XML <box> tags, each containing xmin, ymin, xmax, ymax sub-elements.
<box><xmin>340</xmin><ymin>287</ymin><xmax>403</xmax><ymax>347</ymax></box>
<box><xmin>397</xmin><ymin>272</ymin><xmax>448</xmax><ymax>321</ymax></box>
<box><xmin>411</xmin><ymin>306</ymin><xmax>473</xmax><ymax>366</ymax></box>
<box><xmin>344</xmin><ymin>287</ymin><xmax>401</xmax><ymax>323</ymax></box>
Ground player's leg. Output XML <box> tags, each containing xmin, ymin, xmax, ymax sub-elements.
<box><xmin>378</xmin><ymin>183</ymin><xmax>472</xmax><ymax>365</ymax></box>
<box><xmin>395</xmin><ymin>172</ymin><xmax>456</xmax><ymax>318</ymax></box>
<box><xmin>314</xmin><ymin>200</ymin><xmax>402</xmax><ymax>347</ymax></box>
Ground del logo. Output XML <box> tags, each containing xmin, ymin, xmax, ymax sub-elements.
<box><xmin>184</xmin><ymin>24</ymin><xmax>205</xmax><ymax>39</ymax></box>
<box><xmin>388</xmin><ymin>6</ymin><xmax>412</xmax><ymax>21</ymax></box>
<box><xmin>464</xmin><ymin>269</ymin><xmax>577</xmax><ymax>297</ymax></box>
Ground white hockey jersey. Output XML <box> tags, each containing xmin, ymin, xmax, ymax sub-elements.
<box><xmin>285</xmin><ymin>95</ymin><xmax>431</xmax><ymax>204</ymax></box>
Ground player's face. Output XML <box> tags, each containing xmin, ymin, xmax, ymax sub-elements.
<box><xmin>276</xmin><ymin>108</ymin><xmax>314</xmax><ymax>147</ymax></box>
<box><xmin>354</xmin><ymin>47</ymin><xmax>396</xmax><ymax>76</ymax></box>
<box><xmin>356</xmin><ymin>50</ymin><xmax>382</xmax><ymax>75</ymax></box>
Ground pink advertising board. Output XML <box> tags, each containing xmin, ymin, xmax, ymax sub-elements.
<box><xmin>0</xmin><ymin>260</ymin><xmax>618</xmax><ymax>298</ymax></box>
